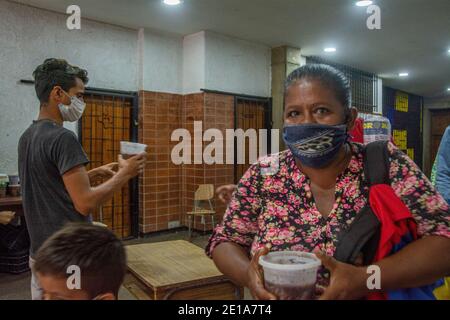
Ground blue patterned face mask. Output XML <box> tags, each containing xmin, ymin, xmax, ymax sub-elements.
<box><xmin>283</xmin><ymin>123</ymin><xmax>349</xmax><ymax>168</ymax></box>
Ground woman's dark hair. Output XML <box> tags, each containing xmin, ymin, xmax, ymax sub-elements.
<box><xmin>285</xmin><ymin>64</ymin><xmax>352</xmax><ymax>113</ymax></box>
<box><xmin>33</xmin><ymin>58</ymin><xmax>89</xmax><ymax>104</ymax></box>
<box><xmin>34</xmin><ymin>222</ymin><xmax>126</xmax><ymax>299</ymax></box>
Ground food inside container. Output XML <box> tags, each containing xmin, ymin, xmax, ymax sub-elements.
<box><xmin>0</xmin><ymin>174</ymin><xmax>8</xmax><ymax>185</ymax></box>
<box><xmin>259</xmin><ymin>251</ymin><xmax>321</xmax><ymax>300</ymax></box>
<box><xmin>120</xmin><ymin>142</ymin><xmax>148</xmax><ymax>159</ymax></box>
<box><xmin>8</xmin><ymin>175</ymin><xmax>19</xmax><ymax>185</ymax></box>
<box><xmin>0</xmin><ymin>180</ymin><xmax>7</xmax><ymax>198</ymax></box>
<box><xmin>8</xmin><ymin>185</ymin><xmax>20</xmax><ymax>197</ymax></box>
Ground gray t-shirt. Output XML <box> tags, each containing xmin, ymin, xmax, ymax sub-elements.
<box><xmin>18</xmin><ymin>119</ymin><xmax>90</xmax><ymax>257</ymax></box>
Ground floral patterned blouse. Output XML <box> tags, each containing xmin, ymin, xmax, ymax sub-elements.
<box><xmin>206</xmin><ymin>142</ymin><xmax>450</xmax><ymax>289</ymax></box>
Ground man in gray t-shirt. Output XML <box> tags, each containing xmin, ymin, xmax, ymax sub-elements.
<box><xmin>18</xmin><ymin>59</ymin><xmax>147</xmax><ymax>300</ymax></box>
<box><xmin>19</xmin><ymin>120</ymin><xmax>89</xmax><ymax>257</ymax></box>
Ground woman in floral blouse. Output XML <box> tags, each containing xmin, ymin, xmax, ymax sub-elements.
<box><xmin>206</xmin><ymin>64</ymin><xmax>450</xmax><ymax>300</ymax></box>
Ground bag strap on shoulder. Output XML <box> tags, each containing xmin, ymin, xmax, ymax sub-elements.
<box><xmin>363</xmin><ymin>140</ymin><xmax>390</xmax><ymax>186</ymax></box>
<box><xmin>334</xmin><ymin>141</ymin><xmax>390</xmax><ymax>265</ymax></box>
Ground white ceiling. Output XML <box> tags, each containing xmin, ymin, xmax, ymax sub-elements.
<box><xmin>13</xmin><ymin>0</ymin><xmax>450</xmax><ymax>98</ymax></box>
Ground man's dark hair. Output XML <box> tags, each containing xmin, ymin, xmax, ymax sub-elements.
<box><xmin>285</xmin><ymin>64</ymin><xmax>352</xmax><ymax>118</ymax></box>
<box><xmin>33</xmin><ymin>58</ymin><xmax>89</xmax><ymax>104</ymax></box>
<box><xmin>34</xmin><ymin>223</ymin><xmax>126</xmax><ymax>299</ymax></box>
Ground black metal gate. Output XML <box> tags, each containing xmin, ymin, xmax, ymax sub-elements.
<box><xmin>78</xmin><ymin>88</ymin><xmax>139</xmax><ymax>239</ymax></box>
<box><xmin>306</xmin><ymin>56</ymin><xmax>379</xmax><ymax>114</ymax></box>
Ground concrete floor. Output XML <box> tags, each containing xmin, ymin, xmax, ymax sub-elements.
<box><xmin>0</xmin><ymin>229</ymin><xmax>213</xmax><ymax>300</ymax></box>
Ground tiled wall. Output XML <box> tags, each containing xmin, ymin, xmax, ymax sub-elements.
<box><xmin>139</xmin><ymin>91</ymin><xmax>183</xmax><ymax>234</ymax></box>
<box><xmin>182</xmin><ymin>93</ymin><xmax>235</xmax><ymax>231</ymax></box>
<box><xmin>139</xmin><ymin>91</ymin><xmax>235</xmax><ymax>235</ymax></box>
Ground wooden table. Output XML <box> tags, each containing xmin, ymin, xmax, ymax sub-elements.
<box><xmin>0</xmin><ymin>196</ymin><xmax>22</xmax><ymax>206</ymax></box>
<box><xmin>0</xmin><ymin>196</ymin><xmax>23</xmax><ymax>216</ymax></box>
<box><xmin>123</xmin><ymin>240</ymin><xmax>243</xmax><ymax>300</ymax></box>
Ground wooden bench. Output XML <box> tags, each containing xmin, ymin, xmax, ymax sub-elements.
<box><xmin>123</xmin><ymin>240</ymin><xmax>243</xmax><ymax>300</ymax></box>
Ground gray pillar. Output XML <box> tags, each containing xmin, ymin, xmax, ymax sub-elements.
<box><xmin>271</xmin><ymin>46</ymin><xmax>303</xmax><ymax>149</ymax></box>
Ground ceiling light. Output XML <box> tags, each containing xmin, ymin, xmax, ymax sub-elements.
<box><xmin>447</xmin><ymin>88</ymin><xmax>450</xmax><ymax>91</ymax></box>
<box><xmin>399</xmin><ymin>73</ymin><xmax>409</xmax><ymax>77</ymax></box>
<box><xmin>163</xmin><ymin>0</ymin><xmax>182</xmax><ymax>5</ymax></box>
<box><xmin>324</xmin><ymin>47</ymin><xmax>336</xmax><ymax>53</ymax></box>
<box><xmin>356</xmin><ymin>1</ymin><xmax>373</xmax><ymax>7</ymax></box>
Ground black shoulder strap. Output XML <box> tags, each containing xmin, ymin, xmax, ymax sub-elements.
<box><xmin>363</xmin><ymin>140</ymin><xmax>390</xmax><ymax>186</ymax></box>
<box><xmin>334</xmin><ymin>141</ymin><xmax>390</xmax><ymax>265</ymax></box>
<box><xmin>333</xmin><ymin>205</ymin><xmax>380</xmax><ymax>265</ymax></box>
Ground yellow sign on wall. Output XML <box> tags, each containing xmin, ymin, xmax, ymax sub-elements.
<box><xmin>393</xmin><ymin>129</ymin><xmax>407</xmax><ymax>150</ymax></box>
<box><xmin>395</xmin><ymin>91</ymin><xmax>409</xmax><ymax>112</ymax></box>
<box><xmin>407</xmin><ymin>148</ymin><xmax>414</xmax><ymax>161</ymax></box>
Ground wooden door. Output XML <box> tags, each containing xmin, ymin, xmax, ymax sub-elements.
<box><xmin>430</xmin><ymin>109</ymin><xmax>450</xmax><ymax>168</ymax></box>
<box><xmin>235</xmin><ymin>99</ymin><xmax>269</xmax><ymax>183</ymax></box>
<box><xmin>80</xmin><ymin>93</ymin><xmax>135</xmax><ymax>239</ymax></box>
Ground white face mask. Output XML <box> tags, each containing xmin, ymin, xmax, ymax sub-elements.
<box><xmin>58</xmin><ymin>90</ymin><xmax>86</xmax><ymax>122</ymax></box>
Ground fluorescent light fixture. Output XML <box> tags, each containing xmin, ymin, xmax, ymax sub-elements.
<box><xmin>163</xmin><ymin>0</ymin><xmax>182</xmax><ymax>5</ymax></box>
<box><xmin>447</xmin><ymin>88</ymin><xmax>450</xmax><ymax>91</ymax></box>
<box><xmin>356</xmin><ymin>1</ymin><xmax>373</xmax><ymax>6</ymax></box>
<box><xmin>399</xmin><ymin>72</ymin><xmax>409</xmax><ymax>77</ymax></box>
<box><xmin>324</xmin><ymin>47</ymin><xmax>337</xmax><ymax>53</ymax></box>
<box><xmin>448</xmin><ymin>48</ymin><xmax>450</xmax><ymax>53</ymax></box>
